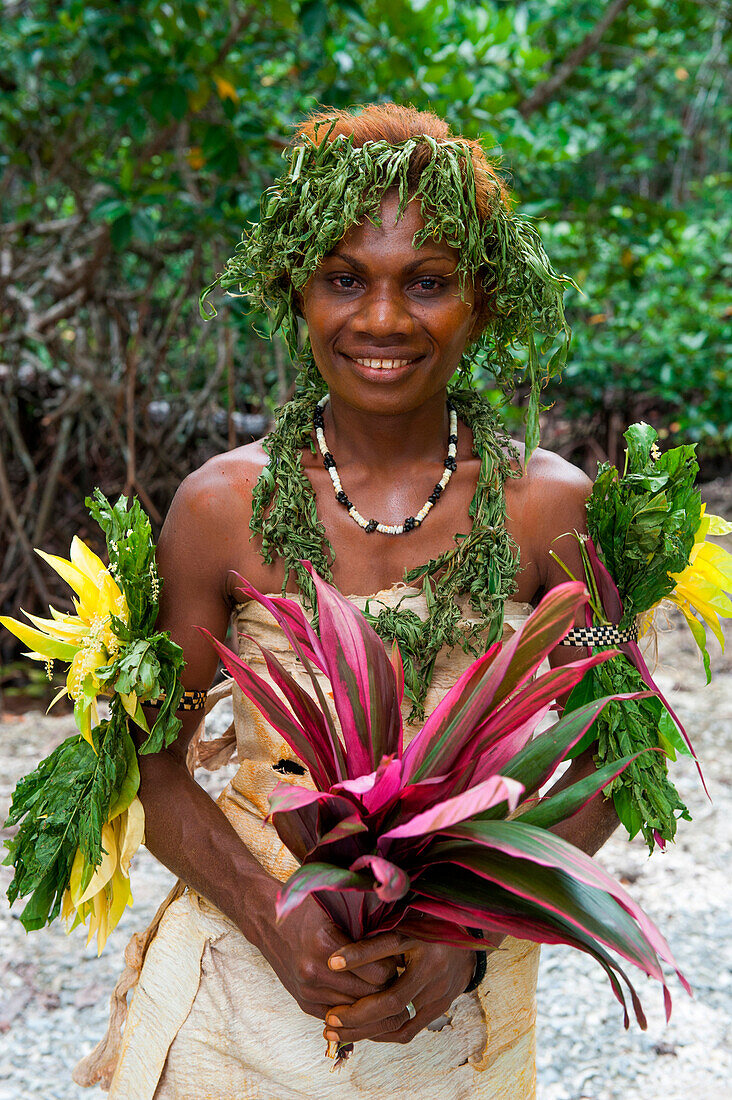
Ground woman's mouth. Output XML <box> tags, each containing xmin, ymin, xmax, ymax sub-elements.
<box><xmin>340</xmin><ymin>353</ymin><xmax>423</xmax><ymax>375</ymax></box>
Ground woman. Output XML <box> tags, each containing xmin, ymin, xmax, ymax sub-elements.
<box><xmin>86</xmin><ymin>104</ymin><xmax>620</xmax><ymax>1099</ymax></box>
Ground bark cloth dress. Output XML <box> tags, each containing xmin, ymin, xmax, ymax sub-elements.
<box><xmin>77</xmin><ymin>585</ymin><xmax>541</xmax><ymax>1100</ymax></box>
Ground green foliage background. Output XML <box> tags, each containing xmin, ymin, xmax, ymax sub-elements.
<box><xmin>1</xmin><ymin>0</ymin><xmax>730</xmax><ymax>594</ymax></box>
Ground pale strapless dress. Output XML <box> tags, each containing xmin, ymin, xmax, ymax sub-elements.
<box><xmin>92</xmin><ymin>586</ymin><xmax>540</xmax><ymax>1100</ymax></box>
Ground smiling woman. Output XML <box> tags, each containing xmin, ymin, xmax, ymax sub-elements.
<box><xmin>78</xmin><ymin>104</ymin><xmax>611</xmax><ymax>1100</ymax></box>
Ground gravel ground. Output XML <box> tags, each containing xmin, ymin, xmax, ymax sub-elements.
<box><xmin>0</xmin><ymin>620</ymin><xmax>729</xmax><ymax>1100</ymax></box>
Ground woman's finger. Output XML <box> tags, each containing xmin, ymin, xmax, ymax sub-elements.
<box><xmin>323</xmin><ymin>973</ymin><xmax>422</xmax><ymax>1043</ymax></box>
<box><xmin>369</xmin><ymin>998</ymin><xmax>447</xmax><ymax>1045</ymax></box>
<box><xmin>328</xmin><ymin>931</ymin><xmax>416</xmax><ymax>973</ymax></box>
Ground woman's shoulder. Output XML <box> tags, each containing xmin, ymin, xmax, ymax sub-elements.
<box><xmin>505</xmin><ymin>441</ymin><xmax>593</xmax><ymax>585</ymax></box>
<box><xmin>171</xmin><ymin>439</ymin><xmax>270</xmax><ymax>522</ymax></box>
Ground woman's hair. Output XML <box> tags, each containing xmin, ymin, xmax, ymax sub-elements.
<box><xmin>291</xmin><ymin>104</ymin><xmax>511</xmax><ymax>339</ymax></box>
<box><xmin>201</xmin><ymin>101</ymin><xmax>573</xmax><ymax>452</ymax></box>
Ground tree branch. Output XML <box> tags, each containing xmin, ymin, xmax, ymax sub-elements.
<box><xmin>518</xmin><ymin>0</ymin><xmax>633</xmax><ymax>118</ymax></box>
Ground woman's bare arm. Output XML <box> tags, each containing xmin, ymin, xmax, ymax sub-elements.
<box><xmin>524</xmin><ymin>451</ymin><xmax>621</xmax><ymax>856</ymax></box>
<box><xmin>133</xmin><ymin>455</ymin><xmax>392</xmax><ymax>1015</ymax></box>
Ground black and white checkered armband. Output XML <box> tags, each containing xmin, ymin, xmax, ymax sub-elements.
<box><xmin>560</xmin><ymin>621</ymin><xmax>639</xmax><ymax>647</ymax></box>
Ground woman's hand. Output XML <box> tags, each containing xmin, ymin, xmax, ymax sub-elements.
<box><xmin>322</xmin><ymin>932</ymin><xmax>476</xmax><ymax>1045</ymax></box>
<box><xmin>255</xmin><ymin>893</ymin><xmax>397</xmax><ymax>1021</ymax></box>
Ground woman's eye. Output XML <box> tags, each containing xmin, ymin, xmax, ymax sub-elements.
<box><xmin>332</xmin><ymin>275</ymin><xmax>359</xmax><ymax>289</ymax></box>
<box><xmin>414</xmin><ymin>277</ymin><xmax>443</xmax><ymax>291</ymax></box>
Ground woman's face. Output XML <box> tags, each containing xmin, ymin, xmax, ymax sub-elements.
<box><xmin>298</xmin><ymin>190</ymin><xmax>478</xmax><ymax>417</ymax></box>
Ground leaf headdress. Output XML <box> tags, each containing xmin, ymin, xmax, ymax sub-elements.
<box><xmin>200</xmin><ymin>116</ymin><xmax>575</xmax><ymax>455</ymax></box>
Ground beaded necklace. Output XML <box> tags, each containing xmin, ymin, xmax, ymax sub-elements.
<box><xmin>250</xmin><ymin>384</ymin><xmax>521</xmax><ymax>721</ymax></box>
<box><xmin>314</xmin><ymin>394</ymin><xmax>459</xmax><ymax>535</ymax></box>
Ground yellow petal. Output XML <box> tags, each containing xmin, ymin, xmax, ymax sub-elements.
<box><xmin>119</xmin><ymin>691</ymin><xmax>138</xmax><ymax>720</ymax></box>
<box><xmin>106</xmin><ymin>869</ymin><xmax>132</xmax><ymax>935</ymax></box>
<box><xmin>676</xmin><ymin>577</ymin><xmax>732</xmax><ymax>616</ymax></box>
<box><xmin>705</xmin><ymin>512</ymin><xmax>732</xmax><ymax>537</ymax></box>
<box><xmin>22</xmin><ymin>610</ymin><xmax>87</xmax><ymax>642</ymax></box>
<box><xmin>118</xmin><ymin>798</ymin><xmax>145</xmax><ymax>875</ymax></box>
<box><xmin>77</xmin><ymin>823</ymin><xmax>117</xmax><ymax>904</ymax></box>
<box><xmin>49</xmin><ymin>606</ymin><xmax>82</xmax><ymax>625</ymax></box>
<box><xmin>61</xmin><ymin>885</ymin><xmax>75</xmax><ymax>922</ymax></box>
<box><xmin>73</xmin><ymin>699</ymin><xmax>97</xmax><ymax>748</ymax></box>
<box><xmin>0</xmin><ymin>615</ymin><xmax>80</xmax><ymax>661</ymax></box>
<box><xmin>46</xmin><ymin>684</ymin><xmax>69</xmax><ymax>714</ymax></box>
<box><xmin>35</xmin><ymin>549</ymin><xmax>99</xmax><ymax>611</ymax></box>
<box><xmin>669</xmin><ymin>592</ymin><xmax>725</xmax><ymax>648</ymax></box>
<box><xmin>68</xmin><ymin>846</ymin><xmax>86</xmax><ymax>902</ymax></box>
<box><xmin>69</xmin><ymin>536</ymin><xmax>108</xmax><ymax>585</ymax></box>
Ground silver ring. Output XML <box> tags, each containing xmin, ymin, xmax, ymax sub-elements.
<box><xmin>406</xmin><ymin>1000</ymin><xmax>416</xmax><ymax>1021</ymax></box>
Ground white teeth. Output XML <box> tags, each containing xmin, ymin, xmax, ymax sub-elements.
<box><xmin>354</xmin><ymin>358</ymin><xmax>411</xmax><ymax>370</ymax></box>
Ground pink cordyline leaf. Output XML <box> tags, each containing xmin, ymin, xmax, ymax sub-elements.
<box><xmin>301</xmin><ymin>562</ymin><xmax>402</xmax><ymax>776</ymax></box>
<box><xmin>381</xmin><ymin>775</ymin><xmax>524</xmax><ymax>841</ymax></box>
<box><xmin>421</xmin><ymin>842</ymin><xmax>673</xmax><ymax>1003</ymax></box>
<box><xmin>390</xmin><ymin>639</ymin><xmax>405</xmax><ymax>717</ymax></box>
<box><xmin>464</xmin><ymin>703</ymin><xmax>552</xmax><ymax>787</ymax></box>
<box><xmin>315</xmin><ymin>814</ymin><xmax>369</xmax><ymax>850</ymax></box>
<box><xmin>198</xmin><ymin>628</ymin><xmax>330</xmax><ymax>787</ymax></box>
<box><xmin>408</xmin><ymin>897</ymin><xmax>646</xmax><ymax>1029</ymax></box>
<box><xmin>247</xmin><ymin>635</ymin><xmax>345</xmax><ymax>783</ymax></box>
<box><xmin>399</xmin><ymin>644</ymin><xmax>506</xmax><ymax>784</ymax></box>
<box><xmin>350</xmin><ymin>855</ymin><xmax>410</xmax><ymax>902</ymax></box>
<box><xmin>361</xmin><ymin>755</ymin><xmax>403</xmax><ymax>813</ymax></box>
<box><xmin>269</xmin><ymin>789</ymin><xmax>359</xmax><ymax>862</ymax></box>
<box><xmin>466</xmin><ymin>581</ymin><xmax>590</xmax><ymax>715</ymax></box>
<box><xmin>441</xmin><ymin>819</ymin><xmax>688</xmax><ymax>997</ymax></box>
<box><xmin>514</xmin><ymin>751</ymin><xmax>650</xmax><ymax>829</ymax></box>
<box><xmin>584</xmin><ymin>538</ymin><xmax>623</xmax><ymax>625</ymax></box>
<box><xmin>230</xmin><ymin>572</ymin><xmax>327</xmax><ymax>672</ymax></box>
<box><xmin>403</xmin><ymin>582</ymin><xmax>589</xmax><ymax>782</ymax></box>
<box><xmin>267</xmin><ymin>784</ymin><xmax>335</xmax><ymax>816</ymax></box>
<box><xmin>500</xmin><ymin>694</ymin><xmax>649</xmax><ymax>800</ymax></box>
<box><xmin>275</xmin><ymin>862</ymin><xmax>372</xmax><ymax>921</ymax></box>
<box><xmin>454</xmin><ymin>650</ymin><xmax>619</xmax><ymax>770</ymax></box>
<box><xmin>416</xmin><ymin>866</ymin><xmax>656</xmax><ymax>1029</ymax></box>
<box><xmin>333</xmin><ymin>755</ymin><xmax>404</xmax><ymax>814</ymax></box>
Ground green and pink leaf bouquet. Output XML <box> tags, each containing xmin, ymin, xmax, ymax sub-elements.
<box><xmin>201</xmin><ymin>564</ymin><xmax>689</xmax><ymax>1059</ymax></box>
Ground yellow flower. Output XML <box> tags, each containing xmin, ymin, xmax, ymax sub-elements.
<box><xmin>62</xmin><ymin>794</ymin><xmax>145</xmax><ymax>954</ymax></box>
<box><xmin>0</xmin><ymin>537</ymin><xmax>128</xmax><ymax>747</ymax></box>
<box><xmin>666</xmin><ymin>507</ymin><xmax>732</xmax><ymax>678</ymax></box>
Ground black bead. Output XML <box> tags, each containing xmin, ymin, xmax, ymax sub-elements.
<box><xmin>313</xmin><ymin>412</ymin><xmax>324</xmax><ymax>428</ymax></box>
<box><xmin>365</xmin><ymin>519</ymin><xmax>378</xmax><ymax>533</ymax></box>
<box><xmin>322</xmin><ymin>452</ymin><xmax>336</xmax><ymax>469</ymax></box>
<box><xmin>428</xmin><ymin>493</ymin><xmax>437</xmax><ymax>504</ymax></box>
<box><xmin>433</xmin><ymin>483</ymin><xmax>443</xmax><ymax>497</ymax></box>
<box><xmin>444</xmin><ymin>456</ymin><xmax>457</xmax><ymax>472</ymax></box>
<box><xmin>404</xmin><ymin>516</ymin><xmax>416</xmax><ymax>531</ymax></box>
<box><xmin>448</xmin><ymin>434</ymin><xmax>458</xmax><ymax>445</ymax></box>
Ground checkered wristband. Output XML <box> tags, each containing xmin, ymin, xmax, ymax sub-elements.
<box><xmin>560</xmin><ymin>621</ymin><xmax>638</xmax><ymax>647</ymax></box>
<box><xmin>144</xmin><ymin>690</ymin><xmax>207</xmax><ymax>711</ymax></box>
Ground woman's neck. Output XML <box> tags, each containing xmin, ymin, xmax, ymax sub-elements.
<box><xmin>324</xmin><ymin>389</ymin><xmax>451</xmax><ymax>474</ymax></box>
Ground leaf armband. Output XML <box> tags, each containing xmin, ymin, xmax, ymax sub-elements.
<box><xmin>1</xmin><ymin>491</ymin><xmax>185</xmax><ymax>951</ymax></box>
<box><xmin>555</xmin><ymin>423</ymin><xmax>731</xmax><ymax>851</ymax></box>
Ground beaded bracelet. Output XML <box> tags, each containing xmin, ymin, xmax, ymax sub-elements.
<box><xmin>464</xmin><ymin>928</ymin><xmax>487</xmax><ymax>993</ymax></box>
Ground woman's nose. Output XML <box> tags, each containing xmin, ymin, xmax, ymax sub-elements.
<box><xmin>351</xmin><ymin>287</ymin><xmax>416</xmax><ymax>336</ymax></box>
